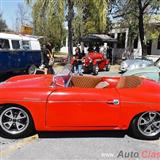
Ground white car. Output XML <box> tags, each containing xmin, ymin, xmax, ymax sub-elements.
<box><xmin>120</xmin><ymin>58</ymin><xmax>154</xmax><ymax>72</ymax></box>
<box><xmin>123</xmin><ymin>58</ymin><xmax>160</xmax><ymax>82</ymax></box>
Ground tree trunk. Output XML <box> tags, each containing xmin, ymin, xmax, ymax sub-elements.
<box><xmin>67</xmin><ymin>0</ymin><xmax>74</xmax><ymax>62</ymax></box>
<box><xmin>137</xmin><ymin>0</ymin><xmax>147</xmax><ymax>57</ymax></box>
<box><xmin>127</xmin><ymin>28</ymin><xmax>134</xmax><ymax>58</ymax></box>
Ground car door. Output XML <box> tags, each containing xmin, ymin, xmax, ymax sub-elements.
<box><xmin>46</xmin><ymin>87</ymin><xmax>120</xmax><ymax>127</ymax></box>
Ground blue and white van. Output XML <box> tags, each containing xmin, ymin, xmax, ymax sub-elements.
<box><xmin>0</xmin><ymin>33</ymin><xmax>42</xmax><ymax>74</ymax></box>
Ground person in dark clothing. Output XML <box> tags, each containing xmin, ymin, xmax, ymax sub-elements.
<box><xmin>41</xmin><ymin>44</ymin><xmax>55</xmax><ymax>74</ymax></box>
<box><xmin>94</xmin><ymin>44</ymin><xmax>100</xmax><ymax>52</ymax></box>
<box><xmin>107</xmin><ymin>46</ymin><xmax>113</xmax><ymax>64</ymax></box>
<box><xmin>46</xmin><ymin>42</ymin><xmax>54</xmax><ymax>58</ymax></box>
<box><xmin>88</xmin><ymin>44</ymin><xmax>94</xmax><ymax>52</ymax></box>
<box><xmin>73</xmin><ymin>46</ymin><xmax>85</xmax><ymax>75</ymax></box>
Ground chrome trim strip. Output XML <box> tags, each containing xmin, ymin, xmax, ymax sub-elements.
<box><xmin>47</xmin><ymin>101</ymin><xmax>117</xmax><ymax>103</ymax></box>
<box><xmin>121</xmin><ymin>101</ymin><xmax>159</xmax><ymax>105</ymax></box>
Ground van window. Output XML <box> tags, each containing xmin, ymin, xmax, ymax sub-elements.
<box><xmin>0</xmin><ymin>39</ymin><xmax>10</xmax><ymax>49</ymax></box>
<box><xmin>22</xmin><ymin>41</ymin><xmax>30</xmax><ymax>50</ymax></box>
<box><xmin>12</xmin><ymin>40</ymin><xmax>20</xmax><ymax>49</ymax></box>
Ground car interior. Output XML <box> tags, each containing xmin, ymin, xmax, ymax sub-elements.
<box><xmin>54</xmin><ymin>74</ymin><xmax>142</xmax><ymax>89</ymax></box>
<box><xmin>70</xmin><ymin>75</ymin><xmax>142</xmax><ymax>89</ymax></box>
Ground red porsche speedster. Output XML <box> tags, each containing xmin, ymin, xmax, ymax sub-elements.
<box><xmin>0</xmin><ymin>67</ymin><xmax>160</xmax><ymax>140</ymax></box>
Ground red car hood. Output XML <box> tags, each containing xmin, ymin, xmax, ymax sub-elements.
<box><xmin>0</xmin><ymin>75</ymin><xmax>53</xmax><ymax>88</ymax></box>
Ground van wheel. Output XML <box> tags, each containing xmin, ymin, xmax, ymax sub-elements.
<box><xmin>27</xmin><ymin>65</ymin><xmax>37</xmax><ymax>74</ymax></box>
<box><xmin>130</xmin><ymin>112</ymin><xmax>160</xmax><ymax>140</ymax></box>
<box><xmin>0</xmin><ymin>106</ymin><xmax>34</xmax><ymax>139</ymax></box>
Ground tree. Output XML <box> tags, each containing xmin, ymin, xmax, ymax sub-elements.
<box><xmin>14</xmin><ymin>3</ymin><xmax>32</xmax><ymax>32</ymax></box>
<box><xmin>73</xmin><ymin>0</ymin><xmax>109</xmax><ymax>45</ymax></box>
<box><xmin>26</xmin><ymin>0</ymin><xmax>72</xmax><ymax>56</ymax></box>
<box><xmin>80</xmin><ymin>0</ymin><xmax>108</xmax><ymax>33</ymax></box>
<box><xmin>109</xmin><ymin>0</ymin><xmax>139</xmax><ymax>57</ymax></box>
<box><xmin>26</xmin><ymin>0</ymin><xmax>109</xmax><ymax>59</ymax></box>
<box><xmin>136</xmin><ymin>0</ymin><xmax>158</xmax><ymax>56</ymax></box>
<box><xmin>110</xmin><ymin>0</ymin><xmax>160</xmax><ymax>57</ymax></box>
<box><xmin>26</xmin><ymin>0</ymin><xmax>66</xmax><ymax>51</ymax></box>
<box><xmin>0</xmin><ymin>13</ymin><xmax>8</xmax><ymax>32</ymax></box>
<box><xmin>67</xmin><ymin>0</ymin><xmax>74</xmax><ymax>58</ymax></box>
<box><xmin>109</xmin><ymin>0</ymin><xmax>160</xmax><ymax>57</ymax></box>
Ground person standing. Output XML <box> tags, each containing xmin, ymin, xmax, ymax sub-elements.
<box><xmin>107</xmin><ymin>46</ymin><xmax>113</xmax><ymax>64</ymax></box>
<box><xmin>94</xmin><ymin>44</ymin><xmax>100</xmax><ymax>52</ymax></box>
<box><xmin>41</xmin><ymin>43</ymin><xmax>55</xmax><ymax>74</ymax></box>
<box><xmin>73</xmin><ymin>45</ymin><xmax>85</xmax><ymax>75</ymax></box>
<box><xmin>46</xmin><ymin>43</ymin><xmax>55</xmax><ymax>74</ymax></box>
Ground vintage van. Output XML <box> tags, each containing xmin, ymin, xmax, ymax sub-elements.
<box><xmin>0</xmin><ymin>33</ymin><xmax>42</xmax><ymax>74</ymax></box>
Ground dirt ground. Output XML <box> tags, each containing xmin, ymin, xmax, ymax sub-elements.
<box><xmin>110</xmin><ymin>65</ymin><xmax>120</xmax><ymax>72</ymax></box>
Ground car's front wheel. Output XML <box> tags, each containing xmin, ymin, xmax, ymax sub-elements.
<box><xmin>93</xmin><ymin>64</ymin><xmax>99</xmax><ymax>75</ymax></box>
<box><xmin>130</xmin><ymin>112</ymin><xmax>160</xmax><ymax>140</ymax></box>
<box><xmin>0</xmin><ymin>106</ymin><xmax>34</xmax><ymax>139</ymax></box>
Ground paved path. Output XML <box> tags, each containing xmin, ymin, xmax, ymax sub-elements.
<box><xmin>1</xmin><ymin>132</ymin><xmax>160</xmax><ymax>160</ymax></box>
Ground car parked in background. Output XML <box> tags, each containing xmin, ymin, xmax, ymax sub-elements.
<box><xmin>79</xmin><ymin>34</ymin><xmax>117</xmax><ymax>75</ymax></box>
<box><xmin>120</xmin><ymin>58</ymin><xmax>154</xmax><ymax>72</ymax></box>
<box><xmin>123</xmin><ymin>58</ymin><xmax>160</xmax><ymax>82</ymax></box>
<box><xmin>83</xmin><ymin>52</ymin><xmax>110</xmax><ymax>75</ymax></box>
<box><xmin>0</xmin><ymin>33</ymin><xmax>42</xmax><ymax>75</ymax></box>
<box><xmin>123</xmin><ymin>67</ymin><xmax>160</xmax><ymax>82</ymax></box>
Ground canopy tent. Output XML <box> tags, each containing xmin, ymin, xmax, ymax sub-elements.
<box><xmin>80</xmin><ymin>34</ymin><xmax>117</xmax><ymax>43</ymax></box>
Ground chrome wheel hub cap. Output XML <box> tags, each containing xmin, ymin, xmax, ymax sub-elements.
<box><xmin>0</xmin><ymin>107</ymin><xmax>29</xmax><ymax>135</ymax></box>
<box><xmin>138</xmin><ymin>112</ymin><xmax>160</xmax><ymax>137</ymax></box>
<box><xmin>95</xmin><ymin>65</ymin><xmax>99</xmax><ymax>73</ymax></box>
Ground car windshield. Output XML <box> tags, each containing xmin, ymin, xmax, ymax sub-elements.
<box><xmin>155</xmin><ymin>58</ymin><xmax>160</xmax><ymax>67</ymax></box>
<box><xmin>52</xmin><ymin>64</ymin><xmax>72</xmax><ymax>87</ymax></box>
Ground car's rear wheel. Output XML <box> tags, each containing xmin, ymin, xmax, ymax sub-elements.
<box><xmin>0</xmin><ymin>106</ymin><xmax>34</xmax><ymax>139</ymax></box>
<box><xmin>93</xmin><ymin>64</ymin><xmax>99</xmax><ymax>75</ymax></box>
<box><xmin>131</xmin><ymin>112</ymin><xmax>160</xmax><ymax>140</ymax></box>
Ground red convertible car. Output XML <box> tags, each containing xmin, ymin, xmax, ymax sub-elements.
<box><xmin>83</xmin><ymin>52</ymin><xmax>110</xmax><ymax>75</ymax></box>
<box><xmin>0</xmin><ymin>67</ymin><xmax>160</xmax><ymax>140</ymax></box>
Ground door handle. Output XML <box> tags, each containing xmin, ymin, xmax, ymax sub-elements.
<box><xmin>106</xmin><ymin>99</ymin><xmax>119</xmax><ymax>105</ymax></box>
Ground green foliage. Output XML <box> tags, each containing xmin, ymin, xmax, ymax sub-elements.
<box><xmin>30</xmin><ymin>0</ymin><xmax>66</xmax><ymax>50</ymax></box>
<box><xmin>145</xmin><ymin>15</ymin><xmax>160</xmax><ymax>40</ymax></box>
<box><xmin>73</xmin><ymin>0</ymin><xmax>109</xmax><ymax>44</ymax></box>
<box><xmin>83</xmin><ymin>0</ymin><xmax>108</xmax><ymax>34</ymax></box>
<box><xmin>109</xmin><ymin>0</ymin><xmax>160</xmax><ymax>55</ymax></box>
<box><xmin>110</xmin><ymin>0</ymin><xmax>160</xmax><ymax>36</ymax></box>
<box><xmin>26</xmin><ymin>0</ymin><xmax>109</xmax><ymax>51</ymax></box>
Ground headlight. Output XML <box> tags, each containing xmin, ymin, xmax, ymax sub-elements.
<box><xmin>128</xmin><ymin>65</ymin><xmax>136</xmax><ymax>70</ymax></box>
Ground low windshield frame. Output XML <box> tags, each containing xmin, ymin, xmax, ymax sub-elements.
<box><xmin>52</xmin><ymin>64</ymin><xmax>72</xmax><ymax>87</ymax></box>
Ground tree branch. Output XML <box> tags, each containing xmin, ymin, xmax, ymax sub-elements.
<box><xmin>142</xmin><ymin>0</ymin><xmax>150</xmax><ymax>11</ymax></box>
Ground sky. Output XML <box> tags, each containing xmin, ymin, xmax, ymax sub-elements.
<box><xmin>0</xmin><ymin>0</ymin><xmax>30</xmax><ymax>29</ymax></box>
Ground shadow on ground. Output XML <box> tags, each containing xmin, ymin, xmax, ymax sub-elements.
<box><xmin>38</xmin><ymin>130</ymin><xmax>127</xmax><ymax>139</ymax></box>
